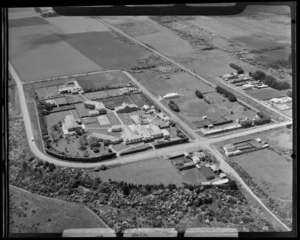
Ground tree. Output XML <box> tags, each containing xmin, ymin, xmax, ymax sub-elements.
<box><xmin>122</xmin><ymin>185</ymin><xmax>130</xmax><ymax>196</ymax></box>
<box><xmin>195</xmin><ymin>90</ymin><xmax>203</xmax><ymax>99</ymax></box>
<box><xmin>252</xmin><ymin>70</ymin><xmax>266</xmax><ymax>80</ymax></box>
<box><xmin>103</xmin><ymin>140</ymin><xmax>110</xmax><ymax>146</ymax></box>
<box><xmin>89</xmin><ymin>137</ymin><xmax>100</xmax><ymax>148</ymax></box>
<box><xmin>22</xmin><ymin>161</ymin><xmax>28</xmax><ymax>170</ymax></box>
<box><xmin>240</xmin><ymin>120</ymin><xmax>253</xmax><ymax>128</ymax></box>
<box><xmin>93</xmin><ymin>147</ymin><xmax>100</xmax><ymax>153</ymax></box>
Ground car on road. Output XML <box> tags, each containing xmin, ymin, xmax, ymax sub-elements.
<box><xmin>31</xmin><ymin>137</ymin><xmax>34</xmax><ymax>142</ymax></box>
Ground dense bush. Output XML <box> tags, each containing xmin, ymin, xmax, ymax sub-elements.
<box><xmin>240</xmin><ymin>120</ymin><xmax>253</xmax><ymax>128</ymax></box>
<box><xmin>229</xmin><ymin>63</ymin><xmax>244</xmax><ymax>74</ymax></box>
<box><xmin>89</xmin><ymin>137</ymin><xmax>100</xmax><ymax>148</ymax></box>
<box><xmin>215</xmin><ymin>86</ymin><xmax>237</xmax><ymax>102</ymax></box>
<box><xmin>93</xmin><ymin>147</ymin><xmax>100</xmax><ymax>153</ymax></box>
<box><xmin>253</xmin><ymin>117</ymin><xmax>271</xmax><ymax>125</ymax></box>
<box><xmin>251</xmin><ymin>70</ymin><xmax>266</xmax><ymax>80</ymax></box>
<box><xmin>195</xmin><ymin>90</ymin><xmax>204</xmax><ymax>99</ymax></box>
<box><xmin>260</xmin><ymin>75</ymin><xmax>290</xmax><ymax>90</ymax></box>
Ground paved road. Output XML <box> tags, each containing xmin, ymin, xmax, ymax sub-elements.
<box><xmin>96</xmin><ymin>17</ymin><xmax>292</xmax><ymax>123</ymax></box>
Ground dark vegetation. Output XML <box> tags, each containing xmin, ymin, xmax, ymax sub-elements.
<box><xmin>195</xmin><ymin>90</ymin><xmax>204</xmax><ymax>99</ymax></box>
<box><xmin>229</xmin><ymin>63</ymin><xmax>244</xmax><ymax>74</ymax></box>
<box><xmin>168</xmin><ymin>101</ymin><xmax>180</xmax><ymax>112</ymax></box>
<box><xmin>215</xmin><ymin>86</ymin><xmax>237</xmax><ymax>102</ymax></box>
<box><xmin>249</xmin><ymin>71</ymin><xmax>290</xmax><ymax>90</ymax></box>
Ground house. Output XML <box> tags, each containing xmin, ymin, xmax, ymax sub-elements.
<box><xmin>223</xmin><ymin>144</ymin><xmax>242</xmax><ymax>156</ymax></box>
<box><xmin>119</xmin><ymin>87</ymin><xmax>137</xmax><ymax>95</ymax></box>
<box><xmin>191</xmin><ymin>155</ymin><xmax>200</xmax><ymax>164</ymax></box>
<box><xmin>209</xmin><ymin>164</ymin><xmax>221</xmax><ymax>174</ymax></box>
<box><xmin>219</xmin><ymin>173</ymin><xmax>227</xmax><ymax>179</ymax></box>
<box><xmin>163</xmin><ymin>93</ymin><xmax>180</xmax><ymax>99</ymax></box>
<box><xmin>88</xmin><ymin>110</ymin><xmax>100</xmax><ymax>116</ymax></box>
<box><xmin>148</xmin><ymin>124</ymin><xmax>164</xmax><ymax>139</ymax></box>
<box><xmin>156</xmin><ymin>112</ymin><xmax>170</xmax><ymax>121</ymax></box>
<box><xmin>111</xmin><ymin>125</ymin><xmax>122</xmax><ymax>132</ymax></box>
<box><xmin>84</xmin><ymin>100</ymin><xmax>106</xmax><ymax>113</ymax></box>
<box><xmin>115</xmin><ymin>102</ymin><xmax>139</xmax><ymax>113</ymax></box>
<box><xmin>242</xmin><ymin>83</ymin><xmax>254</xmax><ymax>90</ymax></box>
<box><xmin>162</xmin><ymin>129</ymin><xmax>170</xmax><ymax>139</ymax></box>
<box><xmin>193</xmin><ymin>151</ymin><xmax>206</xmax><ymax>160</ymax></box>
<box><xmin>142</xmin><ymin>105</ymin><xmax>150</xmax><ymax>111</ymax></box>
<box><xmin>58</xmin><ymin>80</ymin><xmax>82</xmax><ymax>94</ymax></box>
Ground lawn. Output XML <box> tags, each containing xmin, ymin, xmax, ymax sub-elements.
<box><xmin>230</xmin><ymin>149</ymin><xmax>292</xmax><ymax>205</ymax></box>
<box><xmin>83</xmin><ymin>91</ymin><xmax>109</xmax><ymax>100</ymax></box>
<box><xmin>106</xmin><ymin>112</ymin><xmax>121</xmax><ymax>126</ymax></box>
<box><xmin>245</xmin><ymin>88</ymin><xmax>286</xmax><ymax>101</ymax></box>
<box><xmin>9</xmin><ymin>185</ymin><xmax>106</xmax><ymax>233</ymax></box>
<box><xmin>101</xmin><ymin>95</ymin><xmax>132</xmax><ymax>110</ymax></box>
<box><xmin>117</xmin><ymin>113</ymin><xmax>134</xmax><ymax>125</ymax></box>
<box><xmin>46</xmin><ymin>110</ymin><xmax>72</xmax><ymax>132</ymax></box>
<box><xmin>89</xmin><ymin>157</ymin><xmax>185</xmax><ymax>185</ymax></box>
<box><xmin>128</xmin><ymin>93</ymin><xmax>150</xmax><ymax>108</ymax></box>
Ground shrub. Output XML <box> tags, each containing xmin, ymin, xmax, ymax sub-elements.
<box><xmin>100</xmin><ymin>165</ymin><xmax>107</xmax><ymax>171</ymax></box>
<box><xmin>93</xmin><ymin>147</ymin><xmax>100</xmax><ymax>153</ymax></box>
<box><xmin>89</xmin><ymin>137</ymin><xmax>100</xmax><ymax>148</ymax></box>
<box><xmin>240</xmin><ymin>120</ymin><xmax>253</xmax><ymax>128</ymax></box>
<box><xmin>168</xmin><ymin>101</ymin><xmax>180</xmax><ymax>112</ymax></box>
<box><xmin>252</xmin><ymin>70</ymin><xmax>266</xmax><ymax>80</ymax></box>
<box><xmin>195</xmin><ymin>90</ymin><xmax>204</xmax><ymax>99</ymax></box>
<box><xmin>215</xmin><ymin>86</ymin><xmax>237</xmax><ymax>101</ymax></box>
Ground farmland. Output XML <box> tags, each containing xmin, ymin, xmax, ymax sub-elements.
<box><xmin>76</xmin><ymin>71</ymin><xmax>132</xmax><ymax>91</ymax></box>
<box><xmin>9</xmin><ymin>185</ymin><xmax>106</xmax><ymax>233</ymax></box>
<box><xmin>88</xmin><ymin>157</ymin><xmax>185</xmax><ymax>185</ymax></box>
<box><xmin>245</xmin><ymin>88</ymin><xmax>286</xmax><ymax>101</ymax></box>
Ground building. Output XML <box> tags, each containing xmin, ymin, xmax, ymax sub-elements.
<box><xmin>163</xmin><ymin>93</ymin><xmax>180</xmax><ymax>99</ymax></box>
<box><xmin>242</xmin><ymin>83</ymin><xmax>254</xmax><ymax>90</ymax></box>
<box><xmin>123</xmin><ymin>125</ymin><xmax>144</xmax><ymax>145</ymax></box>
<box><xmin>162</xmin><ymin>129</ymin><xmax>170</xmax><ymax>139</ymax></box>
<box><xmin>84</xmin><ymin>100</ymin><xmax>106</xmax><ymax>113</ymax></box>
<box><xmin>221</xmin><ymin>74</ymin><xmax>236</xmax><ymax>81</ymax></box>
<box><xmin>255</xmin><ymin>84</ymin><xmax>268</xmax><ymax>89</ymax></box>
<box><xmin>147</xmin><ymin>124</ymin><xmax>164</xmax><ymax>139</ymax></box>
<box><xmin>115</xmin><ymin>102</ymin><xmax>139</xmax><ymax>113</ymax></box>
<box><xmin>111</xmin><ymin>125</ymin><xmax>122</xmax><ymax>132</ymax></box>
<box><xmin>142</xmin><ymin>105</ymin><xmax>150</xmax><ymax>111</ymax></box>
<box><xmin>193</xmin><ymin>151</ymin><xmax>206</xmax><ymax>160</ymax></box>
<box><xmin>270</xmin><ymin>97</ymin><xmax>292</xmax><ymax>104</ymax></box>
<box><xmin>88</xmin><ymin>110</ymin><xmax>100</xmax><ymax>116</ymax></box>
<box><xmin>119</xmin><ymin>87</ymin><xmax>137</xmax><ymax>95</ymax></box>
<box><xmin>191</xmin><ymin>155</ymin><xmax>200</xmax><ymax>164</ymax></box>
<box><xmin>209</xmin><ymin>164</ymin><xmax>221</xmax><ymax>174</ymax></box>
<box><xmin>223</xmin><ymin>144</ymin><xmax>241</xmax><ymax>156</ymax></box>
<box><xmin>87</xmin><ymin>133</ymin><xmax>122</xmax><ymax>144</ymax></box>
<box><xmin>58</xmin><ymin>80</ymin><xmax>82</xmax><ymax>94</ymax></box>
<box><xmin>156</xmin><ymin>112</ymin><xmax>170</xmax><ymax>121</ymax></box>
<box><xmin>62</xmin><ymin>115</ymin><xmax>82</xmax><ymax>136</ymax></box>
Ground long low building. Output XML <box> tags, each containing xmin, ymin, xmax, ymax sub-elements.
<box><xmin>87</xmin><ymin>133</ymin><xmax>122</xmax><ymax>144</ymax></box>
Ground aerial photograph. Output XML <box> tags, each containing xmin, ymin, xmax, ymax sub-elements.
<box><xmin>7</xmin><ymin>3</ymin><xmax>294</xmax><ymax>237</ymax></box>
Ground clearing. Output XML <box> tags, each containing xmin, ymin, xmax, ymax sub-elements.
<box><xmin>89</xmin><ymin>157</ymin><xmax>184</xmax><ymax>185</ymax></box>
<box><xmin>9</xmin><ymin>185</ymin><xmax>106</xmax><ymax>233</ymax></box>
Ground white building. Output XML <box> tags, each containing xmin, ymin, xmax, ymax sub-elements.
<box><xmin>142</xmin><ymin>105</ymin><xmax>150</xmax><ymax>111</ymax></box>
<box><xmin>58</xmin><ymin>80</ymin><xmax>82</xmax><ymax>94</ymax></box>
<box><xmin>111</xmin><ymin>125</ymin><xmax>123</xmax><ymax>132</ymax></box>
<box><xmin>162</xmin><ymin>129</ymin><xmax>170</xmax><ymax>139</ymax></box>
<box><xmin>163</xmin><ymin>93</ymin><xmax>180</xmax><ymax>99</ymax></box>
<box><xmin>84</xmin><ymin>100</ymin><xmax>106</xmax><ymax>112</ymax></box>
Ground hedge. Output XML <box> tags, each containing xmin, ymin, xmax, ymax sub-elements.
<box><xmin>168</xmin><ymin>101</ymin><xmax>180</xmax><ymax>112</ymax></box>
<box><xmin>45</xmin><ymin>149</ymin><xmax>116</xmax><ymax>162</ymax></box>
<box><xmin>215</xmin><ymin>86</ymin><xmax>237</xmax><ymax>102</ymax></box>
<box><xmin>119</xmin><ymin>145</ymin><xmax>152</xmax><ymax>156</ymax></box>
<box><xmin>154</xmin><ymin>138</ymin><xmax>189</xmax><ymax>149</ymax></box>
<box><xmin>229</xmin><ymin>63</ymin><xmax>244</xmax><ymax>74</ymax></box>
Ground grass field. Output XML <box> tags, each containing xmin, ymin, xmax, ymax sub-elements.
<box><xmin>128</xmin><ymin>93</ymin><xmax>149</xmax><ymax>108</ymax></box>
<box><xmin>8</xmin><ymin>83</ymin><xmax>21</xmax><ymax>117</ymax></box>
<box><xmin>9</xmin><ymin>24</ymin><xmax>101</xmax><ymax>82</ymax></box>
<box><xmin>61</xmin><ymin>31</ymin><xmax>149</xmax><ymax>70</ymax></box>
<box><xmin>106</xmin><ymin>112</ymin><xmax>121</xmax><ymax>125</ymax></box>
<box><xmin>26</xmin><ymin>101</ymin><xmax>43</xmax><ymax>152</ymax></box>
<box><xmin>245</xmin><ymin>88</ymin><xmax>286</xmax><ymax>101</ymax></box>
<box><xmin>76</xmin><ymin>72</ymin><xmax>132</xmax><ymax>91</ymax></box>
<box><xmin>9</xmin><ymin>185</ymin><xmax>106</xmax><ymax>233</ymax></box>
<box><xmin>88</xmin><ymin>157</ymin><xmax>185</xmax><ymax>185</ymax></box>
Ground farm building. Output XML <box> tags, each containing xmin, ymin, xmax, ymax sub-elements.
<box><xmin>87</xmin><ymin>133</ymin><xmax>122</xmax><ymax>144</ymax></box>
<box><xmin>162</xmin><ymin>129</ymin><xmax>170</xmax><ymax>139</ymax></box>
<box><xmin>58</xmin><ymin>80</ymin><xmax>82</xmax><ymax>94</ymax></box>
<box><xmin>115</xmin><ymin>102</ymin><xmax>139</xmax><ymax>113</ymax></box>
<box><xmin>163</xmin><ymin>93</ymin><xmax>180</xmax><ymax>99</ymax></box>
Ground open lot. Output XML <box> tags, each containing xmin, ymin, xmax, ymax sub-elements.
<box><xmin>76</xmin><ymin>71</ymin><xmax>131</xmax><ymax>91</ymax></box>
<box><xmin>245</xmin><ymin>88</ymin><xmax>286</xmax><ymax>101</ymax></box>
<box><xmin>9</xmin><ymin>24</ymin><xmax>101</xmax><ymax>82</ymax></box>
<box><xmin>9</xmin><ymin>185</ymin><xmax>106</xmax><ymax>233</ymax></box>
<box><xmin>88</xmin><ymin>157</ymin><xmax>185</xmax><ymax>185</ymax></box>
